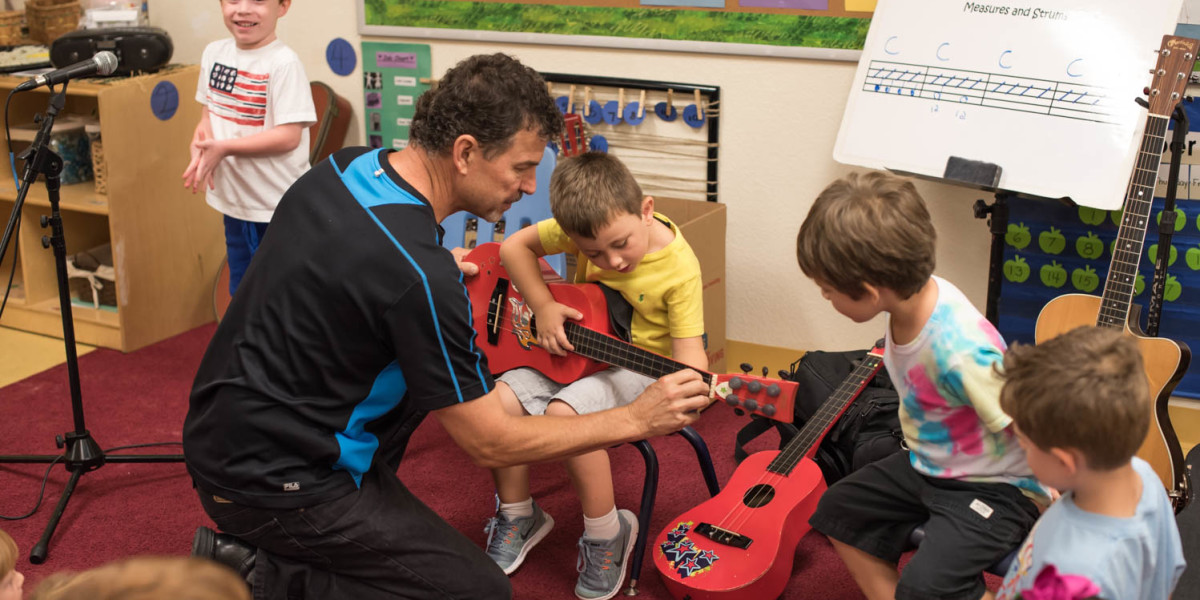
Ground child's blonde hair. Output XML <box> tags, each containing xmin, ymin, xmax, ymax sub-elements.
<box><xmin>549</xmin><ymin>152</ymin><xmax>643</xmax><ymax>238</ymax></box>
<box><xmin>0</xmin><ymin>529</ymin><xmax>15</xmax><ymax>581</ymax></box>
<box><xmin>795</xmin><ymin>171</ymin><xmax>936</xmax><ymax>299</ymax></box>
<box><xmin>998</xmin><ymin>326</ymin><xmax>1150</xmax><ymax>470</ymax></box>
<box><xmin>29</xmin><ymin>556</ymin><xmax>250</xmax><ymax>600</ymax></box>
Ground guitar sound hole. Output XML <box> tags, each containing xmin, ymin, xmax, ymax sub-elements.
<box><xmin>742</xmin><ymin>484</ymin><xmax>775</xmax><ymax>508</ymax></box>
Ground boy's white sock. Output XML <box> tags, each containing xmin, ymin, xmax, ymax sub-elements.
<box><xmin>583</xmin><ymin>506</ymin><xmax>621</xmax><ymax>540</ymax></box>
<box><xmin>499</xmin><ymin>497</ymin><xmax>534</xmax><ymax>520</ymax></box>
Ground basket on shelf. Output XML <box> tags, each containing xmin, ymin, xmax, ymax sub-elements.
<box><xmin>86</xmin><ymin>122</ymin><xmax>105</xmax><ymax>194</ymax></box>
<box><xmin>67</xmin><ymin>243</ymin><xmax>116</xmax><ymax>309</ymax></box>
<box><xmin>26</xmin><ymin>0</ymin><xmax>81</xmax><ymax>45</ymax></box>
<box><xmin>0</xmin><ymin>10</ymin><xmax>22</xmax><ymax>46</ymax></box>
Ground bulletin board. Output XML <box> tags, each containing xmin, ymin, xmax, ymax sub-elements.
<box><xmin>996</xmin><ymin>102</ymin><xmax>1200</xmax><ymax>399</ymax></box>
<box><xmin>834</xmin><ymin>0</ymin><xmax>1185</xmax><ymax>210</ymax></box>
<box><xmin>360</xmin><ymin>42</ymin><xmax>432</xmax><ymax>150</ymax></box>
<box><xmin>358</xmin><ymin>0</ymin><xmax>873</xmax><ymax>59</ymax></box>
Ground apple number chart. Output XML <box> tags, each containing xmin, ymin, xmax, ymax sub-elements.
<box><xmin>834</xmin><ymin>0</ymin><xmax>1183</xmax><ymax>210</ymax></box>
<box><xmin>998</xmin><ymin>99</ymin><xmax>1200</xmax><ymax>398</ymax></box>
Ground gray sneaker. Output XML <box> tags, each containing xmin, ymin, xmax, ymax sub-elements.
<box><xmin>574</xmin><ymin>509</ymin><xmax>639</xmax><ymax>600</ymax></box>
<box><xmin>483</xmin><ymin>503</ymin><xmax>554</xmax><ymax>575</ymax></box>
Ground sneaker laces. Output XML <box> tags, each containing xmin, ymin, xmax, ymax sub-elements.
<box><xmin>576</xmin><ymin>537</ymin><xmax>615</xmax><ymax>588</ymax></box>
<box><xmin>484</xmin><ymin>515</ymin><xmax>518</xmax><ymax>555</ymax></box>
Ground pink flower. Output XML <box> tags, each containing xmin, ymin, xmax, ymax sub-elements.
<box><xmin>1018</xmin><ymin>564</ymin><xmax>1101</xmax><ymax>600</ymax></box>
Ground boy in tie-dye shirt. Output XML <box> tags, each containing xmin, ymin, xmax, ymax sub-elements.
<box><xmin>796</xmin><ymin>171</ymin><xmax>1049</xmax><ymax>600</ymax></box>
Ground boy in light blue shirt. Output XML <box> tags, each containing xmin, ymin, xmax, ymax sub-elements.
<box><xmin>995</xmin><ymin>326</ymin><xmax>1185</xmax><ymax>600</ymax></box>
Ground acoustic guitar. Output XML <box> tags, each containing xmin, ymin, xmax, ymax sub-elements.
<box><xmin>1035</xmin><ymin>35</ymin><xmax>1195</xmax><ymax>511</ymax></box>
<box><xmin>652</xmin><ymin>344</ymin><xmax>885</xmax><ymax>600</ymax></box>
<box><xmin>463</xmin><ymin>242</ymin><xmax>796</xmax><ymax>422</ymax></box>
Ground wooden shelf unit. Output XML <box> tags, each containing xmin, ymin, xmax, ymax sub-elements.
<box><xmin>0</xmin><ymin>65</ymin><xmax>225</xmax><ymax>352</ymax></box>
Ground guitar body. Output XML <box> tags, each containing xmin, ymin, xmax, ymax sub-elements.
<box><xmin>1036</xmin><ymin>293</ymin><xmax>1191</xmax><ymax>501</ymax></box>
<box><xmin>654</xmin><ymin>450</ymin><xmax>826</xmax><ymax>600</ymax></box>
<box><xmin>465</xmin><ymin>243</ymin><xmax>615</xmax><ymax>384</ymax></box>
<box><xmin>463</xmin><ymin>242</ymin><xmax>800</xmax><ymax>421</ymax></box>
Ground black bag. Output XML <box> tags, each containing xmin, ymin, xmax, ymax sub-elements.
<box><xmin>734</xmin><ymin>349</ymin><xmax>904</xmax><ymax>485</ymax></box>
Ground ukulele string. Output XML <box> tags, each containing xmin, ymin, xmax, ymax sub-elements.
<box><xmin>717</xmin><ymin>358</ymin><xmax>881</xmax><ymax>533</ymax></box>
<box><xmin>482</xmin><ymin>321</ymin><xmax>714</xmax><ymax>385</ymax></box>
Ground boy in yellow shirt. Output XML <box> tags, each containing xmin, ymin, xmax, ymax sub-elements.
<box><xmin>484</xmin><ymin>152</ymin><xmax>708</xmax><ymax>600</ymax></box>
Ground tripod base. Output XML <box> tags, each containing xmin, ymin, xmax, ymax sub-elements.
<box><xmin>0</xmin><ymin>428</ymin><xmax>183</xmax><ymax>564</ymax></box>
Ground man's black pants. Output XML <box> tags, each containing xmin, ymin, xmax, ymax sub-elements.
<box><xmin>197</xmin><ymin>464</ymin><xmax>510</xmax><ymax>600</ymax></box>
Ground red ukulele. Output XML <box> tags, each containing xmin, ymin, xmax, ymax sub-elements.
<box><xmin>464</xmin><ymin>242</ymin><xmax>796</xmax><ymax>422</ymax></box>
<box><xmin>653</xmin><ymin>344</ymin><xmax>885</xmax><ymax>600</ymax></box>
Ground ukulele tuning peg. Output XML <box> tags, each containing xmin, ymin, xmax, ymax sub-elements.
<box><xmin>739</xmin><ymin>362</ymin><xmax>753</xmax><ymax>374</ymax></box>
<box><xmin>761</xmin><ymin>366</ymin><xmax>769</xmax><ymax>377</ymax></box>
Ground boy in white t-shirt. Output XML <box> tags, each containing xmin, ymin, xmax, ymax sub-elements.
<box><xmin>796</xmin><ymin>171</ymin><xmax>1049</xmax><ymax>600</ymax></box>
<box><xmin>183</xmin><ymin>0</ymin><xmax>316</xmax><ymax>295</ymax></box>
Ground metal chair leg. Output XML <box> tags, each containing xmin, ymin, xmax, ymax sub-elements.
<box><xmin>677</xmin><ymin>425</ymin><xmax>721</xmax><ymax>497</ymax></box>
<box><xmin>624</xmin><ymin>439</ymin><xmax>658</xmax><ymax>596</ymax></box>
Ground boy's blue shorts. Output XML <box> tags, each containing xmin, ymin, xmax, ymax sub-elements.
<box><xmin>223</xmin><ymin>215</ymin><xmax>270</xmax><ymax>297</ymax></box>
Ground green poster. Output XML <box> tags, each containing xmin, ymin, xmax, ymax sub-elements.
<box><xmin>360</xmin><ymin>42</ymin><xmax>432</xmax><ymax>150</ymax></box>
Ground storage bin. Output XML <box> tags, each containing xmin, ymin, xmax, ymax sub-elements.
<box><xmin>26</xmin><ymin>1</ymin><xmax>81</xmax><ymax>45</ymax></box>
<box><xmin>0</xmin><ymin>10</ymin><xmax>23</xmax><ymax>46</ymax></box>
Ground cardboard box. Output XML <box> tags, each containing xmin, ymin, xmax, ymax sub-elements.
<box><xmin>654</xmin><ymin>197</ymin><xmax>728</xmax><ymax>374</ymax></box>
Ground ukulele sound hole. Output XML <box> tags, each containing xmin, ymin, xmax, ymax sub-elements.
<box><xmin>742</xmin><ymin>484</ymin><xmax>776</xmax><ymax>508</ymax></box>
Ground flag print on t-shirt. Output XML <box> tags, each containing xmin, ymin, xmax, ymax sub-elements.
<box><xmin>207</xmin><ymin>62</ymin><xmax>267</xmax><ymax>127</ymax></box>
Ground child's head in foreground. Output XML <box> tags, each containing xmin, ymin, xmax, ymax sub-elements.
<box><xmin>549</xmin><ymin>151</ymin><xmax>655</xmax><ymax>273</ymax></box>
<box><xmin>795</xmin><ymin>171</ymin><xmax>936</xmax><ymax>321</ymax></box>
<box><xmin>29</xmin><ymin>556</ymin><xmax>251</xmax><ymax>600</ymax></box>
<box><xmin>998</xmin><ymin>325</ymin><xmax>1149</xmax><ymax>490</ymax></box>
<box><xmin>0</xmin><ymin>529</ymin><xmax>22</xmax><ymax>600</ymax></box>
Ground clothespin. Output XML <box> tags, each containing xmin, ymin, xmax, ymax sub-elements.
<box><xmin>568</xmin><ymin>84</ymin><xmax>576</xmax><ymax>114</ymax></box>
<box><xmin>546</xmin><ymin>81</ymin><xmax>553</xmax><ymax>96</ymax></box>
<box><xmin>667</xmin><ymin>88</ymin><xmax>675</xmax><ymax>113</ymax></box>
<box><xmin>584</xmin><ymin>86</ymin><xmax>593</xmax><ymax>117</ymax></box>
<box><xmin>618</xmin><ymin>88</ymin><xmax>626</xmax><ymax>115</ymax></box>
<box><xmin>694</xmin><ymin>89</ymin><xmax>703</xmax><ymax>120</ymax></box>
<box><xmin>638</xmin><ymin>89</ymin><xmax>646</xmax><ymax>119</ymax></box>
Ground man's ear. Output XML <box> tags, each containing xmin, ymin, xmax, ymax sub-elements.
<box><xmin>451</xmin><ymin>134</ymin><xmax>480</xmax><ymax>175</ymax></box>
<box><xmin>641</xmin><ymin>196</ymin><xmax>655</xmax><ymax>222</ymax></box>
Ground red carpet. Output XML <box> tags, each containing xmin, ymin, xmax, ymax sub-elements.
<box><xmin>0</xmin><ymin>324</ymin><xmax>997</xmax><ymax>598</ymax></box>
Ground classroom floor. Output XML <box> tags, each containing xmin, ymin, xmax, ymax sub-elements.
<box><xmin>1</xmin><ymin>326</ymin><xmax>1195</xmax><ymax>455</ymax></box>
<box><xmin>0</xmin><ymin>326</ymin><xmax>94</xmax><ymax>388</ymax></box>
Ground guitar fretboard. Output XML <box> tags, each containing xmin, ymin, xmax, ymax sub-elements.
<box><xmin>765</xmin><ymin>352</ymin><xmax>884</xmax><ymax>476</ymax></box>
<box><xmin>1098</xmin><ymin>113</ymin><xmax>1169</xmax><ymax>330</ymax></box>
<box><xmin>563</xmin><ymin>321</ymin><xmax>715</xmax><ymax>387</ymax></box>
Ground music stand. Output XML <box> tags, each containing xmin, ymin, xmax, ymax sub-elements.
<box><xmin>0</xmin><ymin>83</ymin><xmax>183</xmax><ymax>564</ymax></box>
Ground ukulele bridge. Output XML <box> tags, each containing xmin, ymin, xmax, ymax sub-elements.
<box><xmin>486</xmin><ymin>278</ymin><xmax>509</xmax><ymax>346</ymax></box>
<box><xmin>694</xmin><ymin>522</ymin><xmax>752</xmax><ymax>549</ymax></box>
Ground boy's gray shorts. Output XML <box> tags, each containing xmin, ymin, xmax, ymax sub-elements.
<box><xmin>499</xmin><ymin>367</ymin><xmax>655</xmax><ymax>416</ymax></box>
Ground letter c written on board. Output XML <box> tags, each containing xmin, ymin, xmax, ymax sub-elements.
<box><xmin>937</xmin><ymin>42</ymin><xmax>950</xmax><ymax>61</ymax></box>
<box><xmin>885</xmin><ymin>36</ymin><xmax>899</xmax><ymax>55</ymax></box>
<box><xmin>999</xmin><ymin>50</ymin><xmax>1012</xmax><ymax>69</ymax></box>
<box><xmin>1067</xmin><ymin>58</ymin><xmax>1083</xmax><ymax>78</ymax></box>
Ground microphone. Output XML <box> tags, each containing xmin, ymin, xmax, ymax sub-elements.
<box><xmin>15</xmin><ymin>51</ymin><xmax>119</xmax><ymax>92</ymax></box>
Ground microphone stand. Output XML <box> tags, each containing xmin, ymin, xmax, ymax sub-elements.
<box><xmin>0</xmin><ymin>82</ymin><xmax>183</xmax><ymax>565</ymax></box>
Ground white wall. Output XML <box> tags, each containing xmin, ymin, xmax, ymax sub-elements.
<box><xmin>153</xmin><ymin>1</ymin><xmax>993</xmax><ymax>353</ymax></box>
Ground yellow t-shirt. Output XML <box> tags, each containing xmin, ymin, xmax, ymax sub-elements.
<box><xmin>537</xmin><ymin>213</ymin><xmax>705</xmax><ymax>357</ymax></box>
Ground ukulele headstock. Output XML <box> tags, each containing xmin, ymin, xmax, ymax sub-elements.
<box><xmin>711</xmin><ymin>371</ymin><xmax>798</xmax><ymax>423</ymax></box>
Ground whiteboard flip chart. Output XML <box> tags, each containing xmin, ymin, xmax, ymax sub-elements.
<box><xmin>833</xmin><ymin>0</ymin><xmax>1185</xmax><ymax>210</ymax></box>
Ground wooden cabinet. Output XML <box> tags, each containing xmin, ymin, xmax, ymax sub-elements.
<box><xmin>0</xmin><ymin>64</ymin><xmax>224</xmax><ymax>352</ymax></box>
